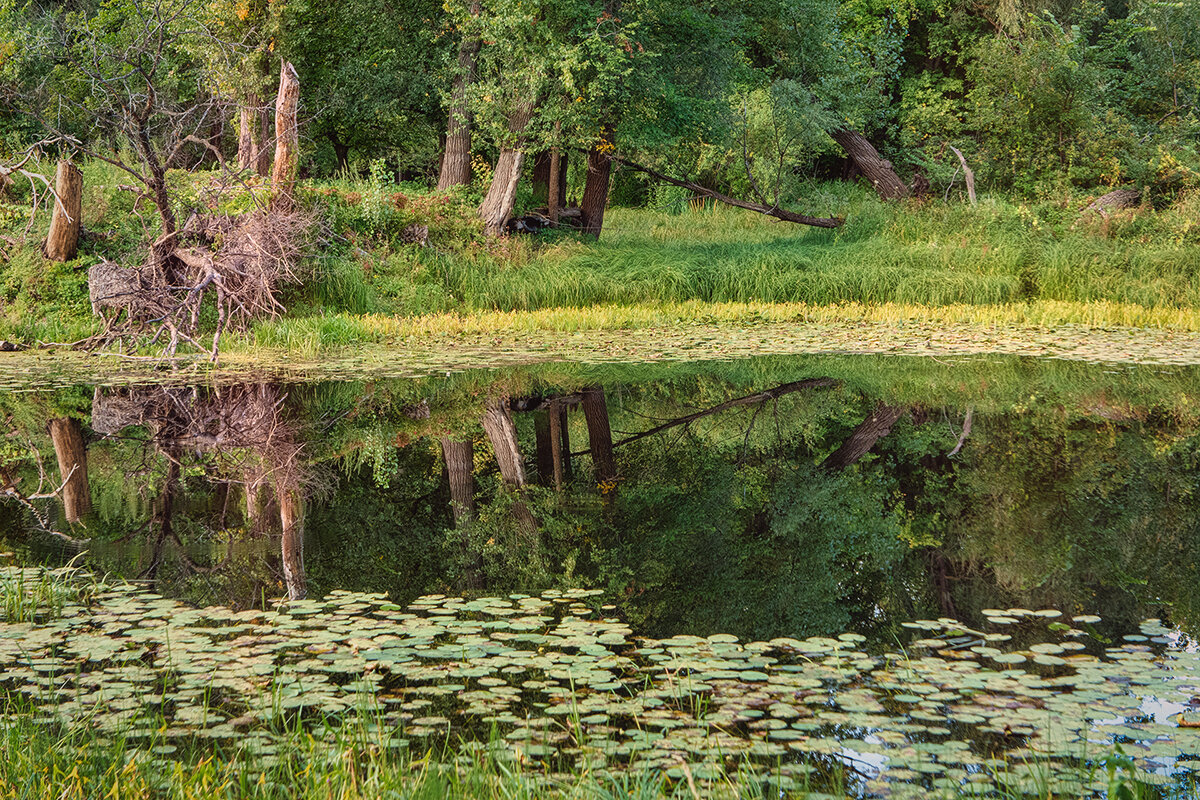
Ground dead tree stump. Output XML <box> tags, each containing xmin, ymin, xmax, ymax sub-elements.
<box><xmin>44</xmin><ymin>160</ymin><xmax>83</xmax><ymax>262</ymax></box>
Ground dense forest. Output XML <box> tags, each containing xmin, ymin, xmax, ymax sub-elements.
<box><xmin>4</xmin><ymin>0</ymin><xmax>1197</xmax><ymax>213</ymax></box>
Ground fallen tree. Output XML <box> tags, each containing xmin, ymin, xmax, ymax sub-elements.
<box><xmin>610</xmin><ymin>155</ymin><xmax>844</xmax><ymax>228</ymax></box>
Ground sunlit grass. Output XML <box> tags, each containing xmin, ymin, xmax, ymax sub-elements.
<box><xmin>238</xmin><ymin>299</ymin><xmax>1200</xmax><ymax>356</ymax></box>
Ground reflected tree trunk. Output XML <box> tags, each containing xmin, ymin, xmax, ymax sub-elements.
<box><xmin>822</xmin><ymin>402</ymin><xmax>907</xmax><ymax>470</ymax></box>
<box><xmin>481</xmin><ymin>400</ymin><xmax>538</xmax><ymax>538</ymax></box>
<box><xmin>440</xmin><ymin>437</ymin><xmax>476</xmax><ymax>524</ymax></box>
<box><xmin>549</xmin><ymin>398</ymin><xmax>569</xmax><ymax>490</ymax></box>
<box><xmin>581</xmin><ymin>387</ymin><xmax>616</xmax><ymax>488</ymax></box>
<box><xmin>534</xmin><ymin>411</ymin><xmax>554</xmax><ymax>486</ymax></box>
<box><xmin>47</xmin><ymin>417</ymin><xmax>91</xmax><ymax>523</ymax></box>
<box><xmin>279</xmin><ymin>487</ymin><xmax>306</xmax><ymax>600</ymax></box>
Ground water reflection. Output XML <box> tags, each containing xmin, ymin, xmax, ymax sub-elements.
<box><xmin>3</xmin><ymin>356</ymin><xmax>1200</xmax><ymax>644</ymax></box>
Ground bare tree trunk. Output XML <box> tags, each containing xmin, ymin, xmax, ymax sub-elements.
<box><xmin>481</xmin><ymin>400</ymin><xmax>538</xmax><ymax>537</ymax></box>
<box><xmin>238</xmin><ymin>94</ymin><xmax>272</xmax><ymax>177</ymax></box>
<box><xmin>237</xmin><ymin>102</ymin><xmax>255</xmax><ymax>172</ymax></box>
<box><xmin>270</xmin><ymin>62</ymin><xmax>301</xmax><ymax>213</ymax></box>
<box><xmin>830</xmin><ymin>128</ymin><xmax>909</xmax><ymax>201</ymax></box>
<box><xmin>821</xmin><ymin>402</ymin><xmax>907</xmax><ymax>470</ymax></box>
<box><xmin>279</xmin><ymin>488</ymin><xmax>306</xmax><ymax>600</ymax></box>
<box><xmin>255</xmin><ymin>97</ymin><xmax>271</xmax><ymax>177</ymax></box>
<box><xmin>44</xmin><ymin>161</ymin><xmax>82</xmax><ymax>262</ymax></box>
<box><xmin>580</xmin><ymin>125</ymin><xmax>615</xmax><ymax>238</ymax></box>
<box><xmin>947</xmin><ymin>145</ymin><xmax>976</xmax><ymax>205</ymax></box>
<box><xmin>581</xmin><ymin>387</ymin><xmax>616</xmax><ymax>486</ymax></box>
<box><xmin>440</xmin><ymin>438</ymin><xmax>475</xmax><ymax>523</ymax></box>
<box><xmin>437</xmin><ymin>1</ymin><xmax>481</xmax><ymax>191</ymax></box>
<box><xmin>479</xmin><ymin>102</ymin><xmax>535</xmax><ymax>235</ymax></box>
<box><xmin>47</xmin><ymin>417</ymin><xmax>90</xmax><ymax>523</ymax></box>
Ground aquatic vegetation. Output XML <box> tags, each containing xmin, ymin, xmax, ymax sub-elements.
<box><xmin>0</xmin><ymin>563</ymin><xmax>90</xmax><ymax>623</ymax></box>
<box><xmin>2</xmin><ymin>569</ymin><xmax>1199</xmax><ymax>797</ymax></box>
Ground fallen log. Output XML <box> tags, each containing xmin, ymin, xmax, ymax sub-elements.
<box><xmin>610</xmin><ymin>156</ymin><xmax>844</xmax><ymax>228</ymax></box>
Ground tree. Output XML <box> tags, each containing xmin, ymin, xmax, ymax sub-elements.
<box><xmin>447</xmin><ymin>0</ymin><xmax>634</xmax><ymax>234</ymax></box>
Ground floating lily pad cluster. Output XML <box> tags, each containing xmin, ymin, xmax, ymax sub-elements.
<box><xmin>2</xmin><ymin>567</ymin><xmax>1199</xmax><ymax>798</ymax></box>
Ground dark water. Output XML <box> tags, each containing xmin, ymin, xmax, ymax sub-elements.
<box><xmin>4</xmin><ymin>353</ymin><xmax>1200</xmax><ymax>646</ymax></box>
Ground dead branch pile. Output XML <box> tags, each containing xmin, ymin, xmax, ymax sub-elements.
<box><xmin>89</xmin><ymin>209</ymin><xmax>314</xmax><ymax>358</ymax></box>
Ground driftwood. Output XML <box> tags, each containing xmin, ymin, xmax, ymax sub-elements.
<box><xmin>611</xmin><ymin>156</ymin><xmax>844</xmax><ymax>228</ymax></box>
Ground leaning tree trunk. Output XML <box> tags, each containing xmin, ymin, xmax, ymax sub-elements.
<box><xmin>481</xmin><ymin>400</ymin><xmax>539</xmax><ymax>538</ymax></box>
<box><xmin>821</xmin><ymin>402</ymin><xmax>907</xmax><ymax>470</ymax></box>
<box><xmin>581</xmin><ymin>387</ymin><xmax>616</xmax><ymax>487</ymax></box>
<box><xmin>830</xmin><ymin>129</ymin><xmax>909</xmax><ymax>201</ymax></box>
<box><xmin>479</xmin><ymin>103</ymin><xmax>535</xmax><ymax>236</ymax></box>
<box><xmin>437</xmin><ymin>0</ymin><xmax>481</xmax><ymax>191</ymax></box>
<box><xmin>44</xmin><ymin>160</ymin><xmax>82</xmax><ymax>262</ymax></box>
<box><xmin>270</xmin><ymin>62</ymin><xmax>301</xmax><ymax>213</ymax></box>
<box><xmin>580</xmin><ymin>125</ymin><xmax>615</xmax><ymax>238</ymax></box>
<box><xmin>47</xmin><ymin>417</ymin><xmax>90</xmax><ymax>524</ymax></box>
<box><xmin>279</xmin><ymin>487</ymin><xmax>306</xmax><ymax>600</ymax></box>
<box><xmin>440</xmin><ymin>438</ymin><xmax>476</xmax><ymax>524</ymax></box>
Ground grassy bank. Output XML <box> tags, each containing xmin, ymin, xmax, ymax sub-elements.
<box><xmin>0</xmin><ymin>162</ymin><xmax>1198</xmax><ymax>353</ymax></box>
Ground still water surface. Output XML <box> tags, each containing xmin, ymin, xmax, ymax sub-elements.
<box><xmin>3</xmin><ymin>353</ymin><xmax>1200</xmax><ymax>795</ymax></box>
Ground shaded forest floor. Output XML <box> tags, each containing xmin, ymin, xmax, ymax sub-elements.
<box><xmin>0</xmin><ymin>162</ymin><xmax>1198</xmax><ymax>360</ymax></box>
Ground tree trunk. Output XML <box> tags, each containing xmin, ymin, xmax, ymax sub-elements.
<box><xmin>237</xmin><ymin>101</ymin><xmax>255</xmax><ymax>172</ymax></box>
<box><xmin>581</xmin><ymin>387</ymin><xmax>616</xmax><ymax>487</ymax></box>
<box><xmin>531</xmin><ymin>151</ymin><xmax>551</xmax><ymax>205</ymax></box>
<box><xmin>280</xmin><ymin>488</ymin><xmax>306</xmax><ymax>600</ymax></box>
<box><xmin>436</xmin><ymin>1</ymin><xmax>481</xmax><ymax>191</ymax></box>
<box><xmin>821</xmin><ymin>402</ymin><xmax>907</xmax><ymax>470</ymax></box>
<box><xmin>481</xmin><ymin>400</ymin><xmax>539</xmax><ymax>538</ymax></box>
<box><xmin>580</xmin><ymin>125</ymin><xmax>615</xmax><ymax>238</ymax></box>
<box><xmin>440</xmin><ymin>437</ymin><xmax>475</xmax><ymax>524</ymax></box>
<box><xmin>331</xmin><ymin>136</ymin><xmax>350</xmax><ymax>175</ymax></box>
<box><xmin>47</xmin><ymin>417</ymin><xmax>90</xmax><ymax>523</ymax></box>
<box><xmin>44</xmin><ymin>161</ymin><xmax>82</xmax><ymax>262</ymax></box>
<box><xmin>270</xmin><ymin>61</ymin><xmax>301</xmax><ymax>213</ymax></box>
<box><xmin>548</xmin><ymin>148</ymin><xmax>562</xmax><ymax>224</ymax></box>
<box><xmin>255</xmin><ymin>96</ymin><xmax>271</xmax><ymax>177</ymax></box>
<box><xmin>830</xmin><ymin>128</ymin><xmax>909</xmax><ymax>201</ymax></box>
<box><xmin>479</xmin><ymin>102</ymin><xmax>536</xmax><ymax>235</ymax></box>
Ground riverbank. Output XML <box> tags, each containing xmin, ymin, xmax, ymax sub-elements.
<box><xmin>0</xmin><ymin>165</ymin><xmax>1197</xmax><ymax>358</ymax></box>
